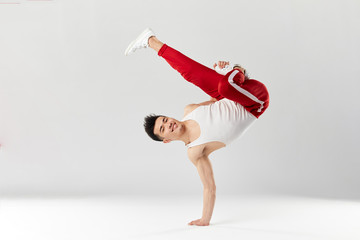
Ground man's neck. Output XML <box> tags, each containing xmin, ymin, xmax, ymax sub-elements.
<box><xmin>179</xmin><ymin>120</ymin><xmax>194</xmax><ymax>146</ymax></box>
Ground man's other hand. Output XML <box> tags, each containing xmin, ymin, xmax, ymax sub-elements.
<box><xmin>213</xmin><ymin>61</ymin><xmax>229</xmax><ymax>69</ymax></box>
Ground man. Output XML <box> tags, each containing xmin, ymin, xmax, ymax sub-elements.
<box><xmin>125</xmin><ymin>28</ymin><xmax>269</xmax><ymax>226</ymax></box>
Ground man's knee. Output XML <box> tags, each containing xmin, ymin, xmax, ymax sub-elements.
<box><xmin>217</xmin><ymin>73</ymin><xmax>269</xmax><ymax>109</ymax></box>
<box><xmin>227</xmin><ymin>69</ymin><xmax>245</xmax><ymax>86</ymax></box>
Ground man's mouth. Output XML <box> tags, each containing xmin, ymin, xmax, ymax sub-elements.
<box><xmin>172</xmin><ymin>123</ymin><xmax>177</xmax><ymax>132</ymax></box>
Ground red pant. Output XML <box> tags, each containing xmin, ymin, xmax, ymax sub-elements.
<box><xmin>158</xmin><ymin>44</ymin><xmax>269</xmax><ymax>118</ymax></box>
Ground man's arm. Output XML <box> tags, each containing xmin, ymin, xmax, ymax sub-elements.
<box><xmin>188</xmin><ymin>153</ymin><xmax>216</xmax><ymax>226</ymax></box>
<box><xmin>184</xmin><ymin>99</ymin><xmax>217</xmax><ymax>117</ymax></box>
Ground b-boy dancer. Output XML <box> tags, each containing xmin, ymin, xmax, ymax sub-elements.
<box><xmin>125</xmin><ymin>28</ymin><xmax>269</xmax><ymax>226</ymax></box>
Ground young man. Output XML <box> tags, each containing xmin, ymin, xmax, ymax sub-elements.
<box><xmin>125</xmin><ymin>28</ymin><xmax>269</xmax><ymax>226</ymax></box>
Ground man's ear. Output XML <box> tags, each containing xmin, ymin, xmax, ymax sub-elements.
<box><xmin>163</xmin><ymin>139</ymin><xmax>172</xmax><ymax>144</ymax></box>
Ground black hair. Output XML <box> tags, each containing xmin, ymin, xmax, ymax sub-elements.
<box><xmin>143</xmin><ymin>114</ymin><xmax>165</xmax><ymax>142</ymax></box>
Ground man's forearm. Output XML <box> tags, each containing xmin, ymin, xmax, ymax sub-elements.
<box><xmin>201</xmin><ymin>188</ymin><xmax>216</xmax><ymax>222</ymax></box>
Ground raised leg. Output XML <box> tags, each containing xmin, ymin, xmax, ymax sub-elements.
<box><xmin>148</xmin><ymin>36</ymin><xmax>269</xmax><ymax>117</ymax></box>
<box><xmin>153</xmin><ymin>42</ymin><xmax>225</xmax><ymax>100</ymax></box>
<box><xmin>148</xmin><ymin>36</ymin><xmax>164</xmax><ymax>53</ymax></box>
<box><xmin>218</xmin><ymin>69</ymin><xmax>270</xmax><ymax>118</ymax></box>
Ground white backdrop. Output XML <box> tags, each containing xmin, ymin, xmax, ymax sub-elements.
<box><xmin>0</xmin><ymin>0</ymin><xmax>359</xmax><ymax>198</ymax></box>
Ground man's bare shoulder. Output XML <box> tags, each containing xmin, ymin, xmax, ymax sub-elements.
<box><xmin>187</xmin><ymin>142</ymin><xmax>225</xmax><ymax>165</ymax></box>
<box><xmin>187</xmin><ymin>141</ymin><xmax>226</xmax><ymax>161</ymax></box>
<box><xmin>183</xmin><ymin>104</ymin><xmax>199</xmax><ymax>117</ymax></box>
<box><xmin>183</xmin><ymin>98</ymin><xmax>219</xmax><ymax>118</ymax></box>
<box><xmin>187</xmin><ymin>145</ymin><xmax>205</xmax><ymax>165</ymax></box>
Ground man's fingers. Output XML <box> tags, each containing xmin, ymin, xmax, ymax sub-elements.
<box><xmin>188</xmin><ymin>221</ymin><xmax>209</xmax><ymax>226</ymax></box>
<box><xmin>188</xmin><ymin>219</ymin><xmax>200</xmax><ymax>225</ymax></box>
<box><xmin>215</xmin><ymin>61</ymin><xmax>230</xmax><ymax>70</ymax></box>
<box><xmin>217</xmin><ymin>61</ymin><xmax>229</xmax><ymax>69</ymax></box>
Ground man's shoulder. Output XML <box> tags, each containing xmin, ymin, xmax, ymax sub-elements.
<box><xmin>187</xmin><ymin>142</ymin><xmax>225</xmax><ymax>161</ymax></box>
<box><xmin>183</xmin><ymin>104</ymin><xmax>200</xmax><ymax>117</ymax></box>
<box><xmin>187</xmin><ymin>145</ymin><xmax>206</xmax><ymax>163</ymax></box>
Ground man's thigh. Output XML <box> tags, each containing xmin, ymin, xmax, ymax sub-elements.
<box><xmin>218</xmin><ymin>71</ymin><xmax>270</xmax><ymax>118</ymax></box>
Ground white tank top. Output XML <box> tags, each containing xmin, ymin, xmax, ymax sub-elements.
<box><xmin>182</xmin><ymin>99</ymin><xmax>257</xmax><ymax>148</ymax></box>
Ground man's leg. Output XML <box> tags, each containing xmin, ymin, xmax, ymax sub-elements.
<box><xmin>127</xmin><ymin>30</ymin><xmax>269</xmax><ymax>117</ymax></box>
<box><xmin>149</xmin><ymin>37</ymin><xmax>225</xmax><ymax>100</ymax></box>
<box><xmin>218</xmin><ymin>69</ymin><xmax>270</xmax><ymax>118</ymax></box>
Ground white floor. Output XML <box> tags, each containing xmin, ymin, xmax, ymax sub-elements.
<box><xmin>0</xmin><ymin>194</ymin><xmax>359</xmax><ymax>240</ymax></box>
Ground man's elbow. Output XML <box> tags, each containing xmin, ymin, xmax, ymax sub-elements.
<box><xmin>204</xmin><ymin>185</ymin><xmax>216</xmax><ymax>194</ymax></box>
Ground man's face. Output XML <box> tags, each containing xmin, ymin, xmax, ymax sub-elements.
<box><xmin>153</xmin><ymin>116</ymin><xmax>183</xmax><ymax>143</ymax></box>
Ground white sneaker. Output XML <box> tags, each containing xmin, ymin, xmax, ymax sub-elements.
<box><xmin>124</xmin><ymin>28</ymin><xmax>155</xmax><ymax>56</ymax></box>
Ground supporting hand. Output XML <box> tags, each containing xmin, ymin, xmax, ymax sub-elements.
<box><xmin>188</xmin><ymin>218</ymin><xmax>210</xmax><ymax>226</ymax></box>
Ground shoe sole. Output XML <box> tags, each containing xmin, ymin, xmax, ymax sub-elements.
<box><xmin>124</xmin><ymin>27</ymin><xmax>153</xmax><ymax>56</ymax></box>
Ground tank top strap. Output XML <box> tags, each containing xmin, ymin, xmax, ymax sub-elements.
<box><xmin>182</xmin><ymin>108</ymin><xmax>207</xmax><ymax>148</ymax></box>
